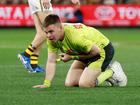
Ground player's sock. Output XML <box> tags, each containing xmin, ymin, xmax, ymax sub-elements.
<box><xmin>23</xmin><ymin>44</ymin><xmax>36</xmax><ymax>57</ymax></box>
<box><xmin>96</xmin><ymin>69</ymin><xmax>113</xmax><ymax>86</ymax></box>
<box><xmin>30</xmin><ymin>54</ymin><xmax>38</xmax><ymax>69</ymax></box>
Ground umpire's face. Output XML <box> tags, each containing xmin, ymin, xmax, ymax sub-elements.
<box><xmin>44</xmin><ymin>24</ymin><xmax>64</xmax><ymax>42</ymax></box>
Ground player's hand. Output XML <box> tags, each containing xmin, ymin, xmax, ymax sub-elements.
<box><xmin>59</xmin><ymin>53</ymin><xmax>72</xmax><ymax>62</ymax></box>
<box><xmin>71</xmin><ymin>0</ymin><xmax>80</xmax><ymax>8</ymax></box>
<box><xmin>42</xmin><ymin>0</ymin><xmax>51</xmax><ymax>9</ymax></box>
<box><xmin>33</xmin><ymin>85</ymin><xmax>48</xmax><ymax>89</ymax></box>
<box><xmin>33</xmin><ymin>79</ymin><xmax>51</xmax><ymax>88</ymax></box>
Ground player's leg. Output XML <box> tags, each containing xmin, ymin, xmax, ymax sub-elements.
<box><xmin>97</xmin><ymin>68</ymin><xmax>113</xmax><ymax>86</ymax></box>
<box><xmin>18</xmin><ymin>0</ymin><xmax>53</xmax><ymax>73</ymax></box>
<box><xmin>101</xmin><ymin>42</ymin><xmax>127</xmax><ymax>86</ymax></box>
<box><xmin>65</xmin><ymin>60</ymin><xmax>86</xmax><ymax>87</ymax></box>
<box><xmin>79</xmin><ymin>61</ymin><xmax>114</xmax><ymax>88</ymax></box>
<box><xmin>79</xmin><ymin>67</ymin><xmax>101</xmax><ymax>88</ymax></box>
<box><xmin>79</xmin><ymin>42</ymin><xmax>114</xmax><ymax>88</ymax></box>
<box><xmin>96</xmin><ymin>42</ymin><xmax>115</xmax><ymax>86</ymax></box>
<box><xmin>18</xmin><ymin>12</ymin><xmax>48</xmax><ymax>73</ymax></box>
<box><xmin>31</xmin><ymin>12</ymin><xmax>50</xmax><ymax>48</ymax></box>
<box><xmin>28</xmin><ymin>2</ymin><xmax>53</xmax><ymax>72</ymax></box>
<box><xmin>28</xmin><ymin>12</ymin><xmax>50</xmax><ymax>72</ymax></box>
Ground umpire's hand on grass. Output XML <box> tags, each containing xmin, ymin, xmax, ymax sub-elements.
<box><xmin>33</xmin><ymin>79</ymin><xmax>51</xmax><ymax>88</ymax></box>
<box><xmin>33</xmin><ymin>85</ymin><xmax>48</xmax><ymax>89</ymax></box>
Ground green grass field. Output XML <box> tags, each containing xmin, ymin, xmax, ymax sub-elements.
<box><xmin>0</xmin><ymin>27</ymin><xmax>140</xmax><ymax>105</ymax></box>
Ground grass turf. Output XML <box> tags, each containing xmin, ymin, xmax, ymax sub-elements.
<box><xmin>0</xmin><ymin>27</ymin><xmax>140</xmax><ymax>105</ymax></box>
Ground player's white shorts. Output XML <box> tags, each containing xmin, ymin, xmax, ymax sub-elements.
<box><xmin>28</xmin><ymin>0</ymin><xmax>53</xmax><ymax>14</ymax></box>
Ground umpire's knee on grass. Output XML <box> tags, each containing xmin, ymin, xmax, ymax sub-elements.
<box><xmin>79</xmin><ymin>80</ymin><xmax>96</xmax><ymax>88</ymax></box>
<box><xmin>65</xmin><ymin>80</ymin><xmax>96</xmax><ymax>88</ymax></box>
<box><xmin>65</xmin><ymin>81</ymin><xmax>78</xmax><ymax>87</ymax></box>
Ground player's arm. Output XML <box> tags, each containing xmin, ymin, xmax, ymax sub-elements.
<box><xmin>33</xmin><ymin>52</ymin><xmax>57</xmax><ymax>88</ymax></box>
<box><xmin>73</xmin><ymin>44</ymin><xmax>100</xmax><ymax>60</ymax></box>
<box><xmin>45</xmin><ymin>52</ymin><xmax>57</xmax><ymax>84</ymax></box>
<box><xmin>59</xmin><ymin>44</ymin><xmax>100</xmax><ymax>62</ymax></box>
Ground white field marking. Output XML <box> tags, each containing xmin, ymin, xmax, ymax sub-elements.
<box><xmin>113</xmin><ymin>42</ymin><xmax>120</xmax><ymax>47</ymax></box>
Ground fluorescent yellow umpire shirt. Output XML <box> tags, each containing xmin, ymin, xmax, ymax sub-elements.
<box><xmin>47</xmin><ymin>23</ymin><xmax>110</xmax><ymax>69</ymax></box>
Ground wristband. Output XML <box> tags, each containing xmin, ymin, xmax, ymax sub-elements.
<box><xmin>71</xmin><ymin>55</ymin><xmax>79</xmax><ymax>60</ymax></box>
<box><xmin>56</xmin><ymin>58</ymin><xmax>61</xmax><ymax>62</ymax></box>
<box><xmin>43</xmin><ymin>79</ymin><xmax>51</xmax><ymax>87</ymax></box>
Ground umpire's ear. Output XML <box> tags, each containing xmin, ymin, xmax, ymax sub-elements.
<box><xmin>59</xmin><ymin>24</ymin><xmax>63</xmax><ymax>29</ymax></box>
